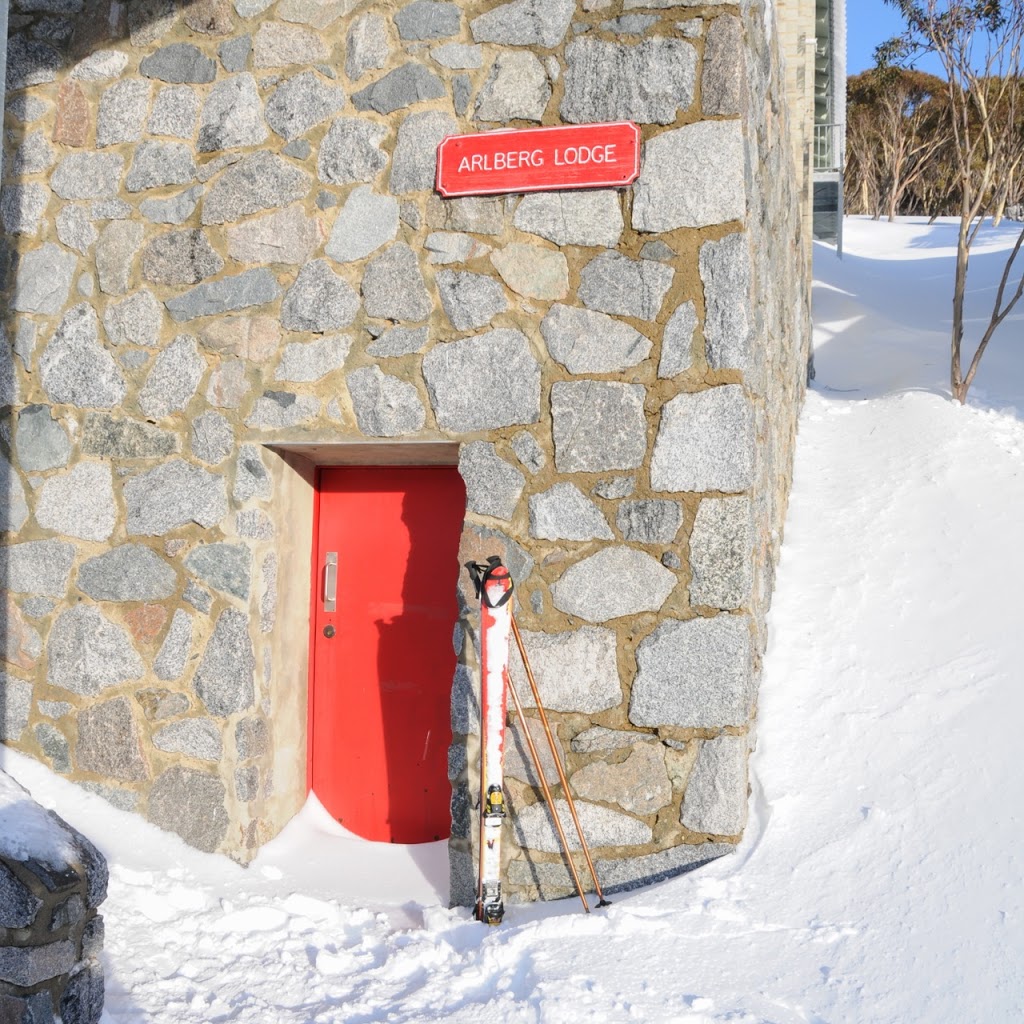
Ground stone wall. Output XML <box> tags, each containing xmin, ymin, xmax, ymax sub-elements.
<box><xmin>0</xmin><ymin>0</ymin><xmax>809</xmax><ymax>903</ymax></box>
<box><xmin>0</xmin><ymin>771</ymin><xmax>107</xmax><ymax>1024</ymax></box>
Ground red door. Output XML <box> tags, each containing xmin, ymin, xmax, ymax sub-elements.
<box><xmin>310</xmin><ymin>466</ymin><xmax>465</xmax><ymax>843</ymax></box>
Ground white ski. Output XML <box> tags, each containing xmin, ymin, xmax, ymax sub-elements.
<box><xmin>467</xmin><ymin>557</ymin><xmax>514</xmax><ymax>926</ymax></box>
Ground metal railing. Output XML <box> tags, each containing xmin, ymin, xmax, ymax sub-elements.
<box><xmin>813</xmin><ymin>122</ymin><xmax>844</xmax><ymax>173</ymax></box>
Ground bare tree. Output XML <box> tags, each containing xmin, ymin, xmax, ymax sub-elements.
<box><xmin>883</xmin><ymin>0</ymin><xmax>1024</xmax><ymax>403</ymax></box>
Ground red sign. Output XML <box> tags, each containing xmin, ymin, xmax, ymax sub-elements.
<box><xmin>435</xmin><ymin>122</ymin><xmax>641</xmax><ymax>198</ymax></box>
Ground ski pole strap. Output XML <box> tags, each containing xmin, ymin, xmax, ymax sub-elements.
<box><xmin>465</xmin><ymin>556</ymin><xmax>514</xmax><ymax>608</ymax></box>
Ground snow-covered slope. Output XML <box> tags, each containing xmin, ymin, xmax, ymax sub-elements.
<box><xmin>4</xmin><ymin>217</ymin><xmax>1023</xmax><ymax>1023</ymax></box>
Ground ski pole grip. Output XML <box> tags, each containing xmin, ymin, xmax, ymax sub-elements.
<box><xmin>465</xmin><ymin>556</ymin><xmax>514</xmax><ymax>608</ymax></box>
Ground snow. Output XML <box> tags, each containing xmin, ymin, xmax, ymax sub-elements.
<box><xmin>0</xmin><ymin>769</ymin><xmax>77</xmax><ymax>868</ymax></box>
<box><xmin>3</xmin><ymin>215</ymin><xmax>1024</xmax><ymax>1021</ymax></box>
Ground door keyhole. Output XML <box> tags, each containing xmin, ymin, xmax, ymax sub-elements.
<box><xmin>323</xmin><ymin>625</ymin><xmax>336</xmax><ymax>639</ymax></box>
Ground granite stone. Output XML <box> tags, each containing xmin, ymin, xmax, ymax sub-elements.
<box><xmin>51</xmin><ymin>153</ymin><xmax>123</xmax><ymax>200</ymax></box>
<box><xmin>396</xmin><ymin>1</ymin><xmax>460</xmax><ymax>39</ymax></box>
<box><xmin>0</xmin><ymin>541</ymin><xmax>75</xmax><ymax>597</ymax></box>
<box><xmin>184</xmin><ymin>543</ymin><xmax>252</xmax><ymax>599</ymax></box>
<box><xmin>138</xmin><ymin>335</ymin><xmax>206</xmax><ymax>418</ymax></box>
<box><xmin>96</xmin><ymin>79</ymin><xmax>150</xmax><ymax>148</ymax></box>
<box><xmin>35</xmin><ymin>463</ymin><xmax>114</xmax><ymax>542</ymax></box>
<box><xmin>153</xmin><ymin>719</ymin><xmax>222</xmax><ymax>762</ymax></box>
<box><xmin>423</xmin><ymin>330</ymin><xmax>541</xmax><ymax>432</ymax></box>
<box><xmin>513</xmin><ymin>190</ymin><xmax>623</xmax><ymax>247</ymax></box>
<box><xmin>76</xmin><ymin>696</ymin><xmax>149</xmax><ymax>781</ymax></box>
<box><xmin>471</xmin><ymin>0</ymin><xmax>574</xmax><ymax>48</ymax></box>
<box><xmin>140</xmin><ymin>186</ymin><xmax>203</xmax><ymax>225</ymax></box>
<box><xmin>0</xmin><ymin>674</ymin><xmax>32</xmax><ymax>742</ymax></box>
<box><xmin>71</xmin><ymin>48</ymin><xmax>128</xmax><ymax>80</ymax></box>
<box><xmin>616</xmin><ymin>499</ymin><xmax>683</xmax><ymax>544</ymax></box>
<box><xmin>659</xmin><ymin>300</ymin><xmax>697</xmax><ymax>378</ymax></box>
<box><xmin>148</xmin><ymin>766</ymin><xmax>229</xmax><ymax>852</ymax></box>
<box><xmin>219</xmin><ymin>34</ymin><xmax>252</xmax><ymax>72</ymax></box>
<box><xmin>459</xmin><ymin>441</ymin><xmax>525</xmax><ymax>521</ymax></box>
<box><xmin>702</xmin><ymin>14</ymin><xmax>744</xmax><ymax>116</ymax></box>
<box><xmin>345</xmin><ymin>13</ymin><xmax>389</xmax><ymax>81</ymax></box>
<box><xmin>424</xmin><ymin>231</ymin><xmax>492</xmax><ymax>265</ymax></box>
<box><xmin>366</xmin><ymin>326</ymin><xmax>429</xmax><ymax>357</ymax></box>
<box><xmin>352</xmin><ymin>64</ymin><xmax>445</xmax><ymax>115</ymax></box>
<box><xmin>48</xmin><ymin>606</ymin><xmax>144</xmax><ymax>696</ymax></box>
<box><xmin>542</xmin><ymin>304</ymin><xmax>651</xmax><ymax>373</ymax></box>
<box><xmin>562</xmin><ymin>37</ymin><xmax>697</xmax><ymax>124</ymax></box>
<box><xmin>529</xmin><ymin>483</ymin><xmax>612</xmax><ymax>541</ymax></box>
<box><xmin>551</xmin><ymin>381</ymin><xmax>647</xmax><ymax>473</ymax></box>
<box><xmin>15</xmin><ymin>405</ymin><xmax>70</xmax><ymax>472</ymax></box>
<box><xmin>141</xmin><ymin>43</ymin><xmax>217</xmax><ymax>83</ymax></box>
<box><xmin>265</xmin><ymin>71</ymin><xmax>346</xmax><ymax>140</ymax></box>
<box><xmin>701</xmin><ymin>233</ymin><xmax>753</xmax><ymax>371</ymax></box>
<box><xmin>148</xmin><ymin>86</ymin><xmax>201</xmax><ymax>137</ymax></box>
<box><xmin>12</xmin><ymin>242</ymin><xmax>76</xmax><ymax>314</ymax></box>
<box><xmin>511</xmin><ymin>430</ymin><xmax>545</xmax><ymax>473</ymax></box>
<box><xmin>325</xmin><ymin>186</ymin><xmax>398</xmax><ymax>262</ymax></box>
<box><xmin>81</xmin><ymin>414</ymin><xmax>178</xmax><ymax>459</ymax></box>
<box><xmin>154</xmin><ymin>610</ymin><xmax>193</xmax><ymax>681</ymax></box>
<box><xmin>198</xmin><ymin>74</ymin><xmax>268</xmax><ymax>151</ymax></box>
<box><xmin>245</xmin><ymin>391</ymin><xmax>320</xmax><ymax>429</ymax></box>
<box><xmin>437</xmin><ymin>269</ymin><xmax>508</xmax><ymax>330</ymax></box>
<box><xmin>347</xmin><ymin>366</ymin><xmax>426</xmax><ymax>436</ymax></box>
<box><xmin>579</xmin><ymin>251</ymin><xmax>674</xmax><ymax>321</ymax></box>
<box><xmin>362</xmin><ymin>243</ymin><xmax>431</xmax><ymax>321</ymax></box>
<box><xmin>95</xmin><ymin>220</ymin><xmax>144</xmax><ymax>295</ymax></box>
<box><xmin>390</xmin><ymin>111</ymin><xmax>457</xmax><ymax>193</ymax></box>
<box><xmin>681</xmin><ymin>735</ymin><xmax>748</xmax><ymax>836</ymax></box>
<box><xmin>143</xmin><ymin>230</ymin><xmax>223</xmax><ymax>286</ymax></box>
<box><xmin>650</xmin><ymin>386</ymin><xmax>756</xmax><ymax>493</ymax></box>
<box><xmin>513</xmin><ymin>799</ymin><xmax>650</xmax><ymax>853</ymax></box>
<box><xmin>233</xmin><ymin>444</ymin><xmax>272</xmax><ymax>502</ymax></box>
<box><xmin>633</xmin><ymin>121</ymin><xmax>745</xmax><ymax>232</ymax></box>
<box><xmin>318</xmin><ymin>118</ymin><xmax>389</xmax><ymax>185</ymax></box>
<box><xmin>167</xmin><ymin>269</ymin><xmax>282</xmax><ymax>322</ymax></box>
<box><xmin>426</xmin><ymin>195</ymin><xmax>504</xmax><ymax>234</ymax></box>
<box><xmin>227</xmin><ymin>205</ymin><xmax>320</xmax><ymax>265</ymax></box>
<box><xmin>282</xmin><ymin>260</ymin><xmax>360</xmax><ymax>331</ymax></box>
<box><xmin>275</xmin><ymin>335</ymin><xmax>350</xmax><ymax>382</ymax></box>
<box><xmin>551</xmin><ymin>547</ymin><xmax>676</xmax><ymax>622</ymax></box>
<box><xmin>55</xmin><ymin>206</ymin><xmax>97</xmax><ymax>255</ymax></box>
<box><xmin>202</xmin><ymin>151</ymin><xmax>310</xmax><ymax>223</ymax></box>
<box><xmin>629</xmin><ymin>616</ymin><xmax>753</xmax><ymax>728</ymax></box>
<box><xmin>570</xmin><ymin>726</ymin><xmax>658</xmax><ymax>753</ymax></box>
<box><xmin>431</xmin><ymin>43</ymin><xmax>482</xmax><ymax>69</ymax></box>
<box><xmin>689</xmin><ymin>496</ymin><xmax>754</xmax><ymax>609</ymax></box>
<box><xmin>571</xmin><ymin>741</ymin><xmax>672</xmax><ymax>815</ymax></box>
<box><xmin>78</xmin><ymin>545</ymin><xmax>177</xmax><ymax>602</ymax></box>
<box><xmin>41</xmin><ymin>305</ymin><xmax>126</xmax><ymax>408</ymax></box>
<box><xmin>125</xmin><ymin>459</ymin><xmax>228</xmax><ymax>535</ymax></box>
<box><xmin>0</xmin><ymin>183</ymin><xmax>49</xmax><ymax>235</ymax></box>
<box><xmin>475</xmin><ymin>51</ymin><xmax>551</xmax><ymax>122</ymax></box>
<box><xmin>125</xmin><ymin>141</ymin><xmax>197</xmax><ymax>192</ymax></box>
<box><xmin>491</xmin><ymin>244</ymin><xmax>568</xmax><ymax>300</ymax></box>
<box><xmin>193</xmin><ymin>608</ymin><xmax>255</xmax><ymax>716</ymax></box>
<box><xmin>252</xmin><ymin>23</ymin><xmax>329</xmax><ymax>67</ymax></box>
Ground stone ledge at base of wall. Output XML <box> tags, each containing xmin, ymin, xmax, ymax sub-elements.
<box><xmin>0</xmin><ymin>770</ymin><xmax>107</xmax><ymax>1024</ymax></box>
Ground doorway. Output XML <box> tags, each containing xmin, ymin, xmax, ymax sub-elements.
<box><xmin>309</xmin><ymin>466</ymin><xmax>466</xmax><ymax>844</ymax></box>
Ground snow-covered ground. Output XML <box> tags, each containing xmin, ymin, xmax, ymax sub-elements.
<box><xmin>4</xmin><ymin>216</ymin><xmax>1024</xmax><ymax>1022</ymax></box>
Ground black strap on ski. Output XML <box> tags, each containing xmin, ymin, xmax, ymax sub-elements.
<box><xmin>465</xmin><ymin>556</ymin><xmax>515</xmax><ymax>608</ymax></box>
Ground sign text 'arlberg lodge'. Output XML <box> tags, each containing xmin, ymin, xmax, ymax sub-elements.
<box><xmin>435</xmin><ymin>122</ymin><xmax>641</xmax><ymax>199</ymax></box>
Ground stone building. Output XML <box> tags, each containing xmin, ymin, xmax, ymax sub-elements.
<box><xmin>0</xmin><ymin>0</ymin><xmax>814</xmax><ymax>905</ymax></box>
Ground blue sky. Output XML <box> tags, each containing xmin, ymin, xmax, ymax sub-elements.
<box><xmin>846</xmin><ymin>0</ymin><xmax>914</xmax><ymax>73</ymax></box>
